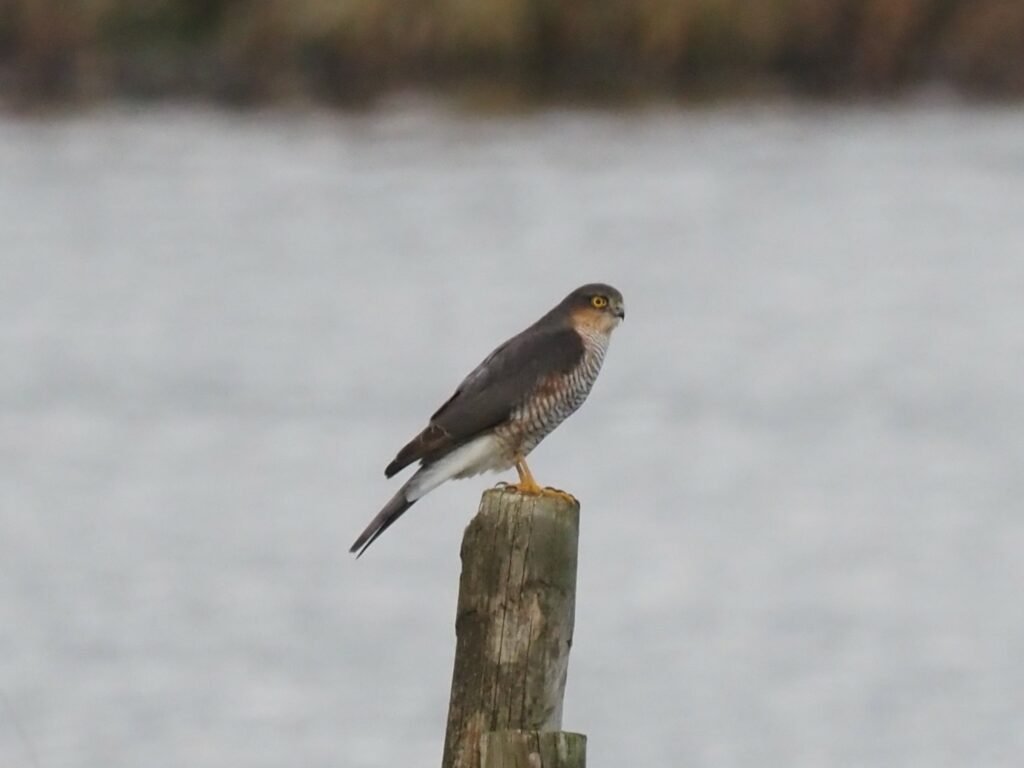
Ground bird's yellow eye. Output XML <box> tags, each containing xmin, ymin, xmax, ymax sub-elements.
<box><xmin>591</xmin><ymin>295</ymin><xmax>608</xmax><ymax>309</ymax></box>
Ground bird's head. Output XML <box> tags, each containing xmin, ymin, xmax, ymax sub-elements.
<box><xmin>562</xmin><ymin>283</ymin><xmax>625</xmax><ymax>334</ymax></box>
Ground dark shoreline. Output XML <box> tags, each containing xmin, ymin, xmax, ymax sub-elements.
<box><xmin>3</xmin><ymin>0</ymin><xmax>1023</xmax><ymax>110</ymax></box>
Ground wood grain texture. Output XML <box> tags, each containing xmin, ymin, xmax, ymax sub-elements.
<box><xmin>480</xmin><ymin>730</ymin><xmax>586</xmax><ymax>768</ymax></box>
<box><xmin>441</xmin><ymin>488</ymin><xmax>580</xmax><ymax>768</ymax></box>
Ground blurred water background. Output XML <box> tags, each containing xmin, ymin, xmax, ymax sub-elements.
<box><xmin>2</xmin><ymin>103</ymin><xmax>1024</xmax><ymax>768</ymax></box>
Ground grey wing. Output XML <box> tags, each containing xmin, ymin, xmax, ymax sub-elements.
<box><xmin>384</xmin><ymin>325</ymin><xmax>584</xmax><ymax>477</ymax></box>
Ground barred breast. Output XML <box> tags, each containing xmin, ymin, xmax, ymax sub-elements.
<box><xmin>497</xmin><ymin>327</ymin><xmax>610</xmax><ymax>458</ymax></box>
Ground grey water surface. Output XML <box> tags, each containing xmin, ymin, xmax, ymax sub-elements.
<box><xmin>1</xmin><ymin>103</ymin><xmax>1023</xmax><ymax>768</ymax></box>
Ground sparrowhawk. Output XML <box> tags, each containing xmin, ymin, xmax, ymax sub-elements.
<box><xmin>350</xmin><ymin>283</ymin><xmax>625</xmax><ymax>556</ymax></box>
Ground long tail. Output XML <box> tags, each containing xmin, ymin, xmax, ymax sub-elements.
<box><xmin>352</xmin><ymin>435</ymin><xmax>494</xmax><ymax>557</ymax></box>
<box><xmin>349</xmin><ymin>485</ymin><xmax>416</xmax><ymax>558</ymax></box>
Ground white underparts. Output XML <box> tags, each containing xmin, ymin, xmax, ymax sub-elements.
<box><xmin>405</xmin><ymin>433</ymin><xmax>508</xmax><ymax>502</ymax></box>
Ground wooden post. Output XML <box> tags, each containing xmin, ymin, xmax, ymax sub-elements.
<box><xmin>441</xmin><ymin>487</ymin><xmax>584</xmax><ymax>768</ymax></box>
<box><xmin>480</xmin><ymin>731</ymin><xmax>586</xmax><ymax>768</ymax></box>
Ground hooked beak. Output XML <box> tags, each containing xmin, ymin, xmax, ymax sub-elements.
<box><xmin>613</xmin><ymin>303</ymin><xmax>625</xmax><ymax>320</ymax></box>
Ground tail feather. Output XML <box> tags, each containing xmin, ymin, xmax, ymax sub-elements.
<box><xmin>354</xmin><ymin>434</ymin><xmax>497</xmax><ymax>557</ymax></box>
<box><xmin>349</xmin><ymin>488</ymin><xmax>415</xmax><ymax>558</ymax></box>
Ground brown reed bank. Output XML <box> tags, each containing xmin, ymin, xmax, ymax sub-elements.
<box><xmin>1</xmin><ymin>0</ymin><xmax>1022</xmax><ymax>108</ymax></box>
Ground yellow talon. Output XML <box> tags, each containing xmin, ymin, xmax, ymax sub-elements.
<box><xmin>505</xmin><ymin>456</ymin><xmax>543</xmax><ymax>495</ymax></box>
<box><xmin>542</xmin><ymin>487</ymin><xmax>578</xmax><ymax>504</ymax></box>
<box><xmin>501</xmin><ymin>458</ymin><xmax>575</xmax><ymax>503</ymax></box>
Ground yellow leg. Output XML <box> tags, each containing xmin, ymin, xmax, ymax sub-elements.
<box><xmin>509</xmin><ymin>456</ymin><xmax>543</xmax><ymax>495</ymax></box>
<box><xmin>499</xmin><ymin>456</ymin><xmax>577</xmax><ymax>504</ymax></box>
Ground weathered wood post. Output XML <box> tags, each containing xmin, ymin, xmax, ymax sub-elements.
<box><xmin>441</xmin><ymin>487</ymin><xmax>586</xmax><ymax>768</ymax></box>
<box><xmin>479</xmin><ymin>731</ymin><xmax>587</xmax><ymax>768</ymax></box>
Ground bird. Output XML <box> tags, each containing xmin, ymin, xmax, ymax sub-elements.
<box><xmin>350</xmin><ymin>283</ymin><xmax>625</xmax><ymax>557</ymax></box>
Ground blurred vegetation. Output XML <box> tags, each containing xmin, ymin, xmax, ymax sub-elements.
<box><xmin>1</xmin><ymin>0</ymin><xmax>1022</xmax><ymax>107</ymax></box>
